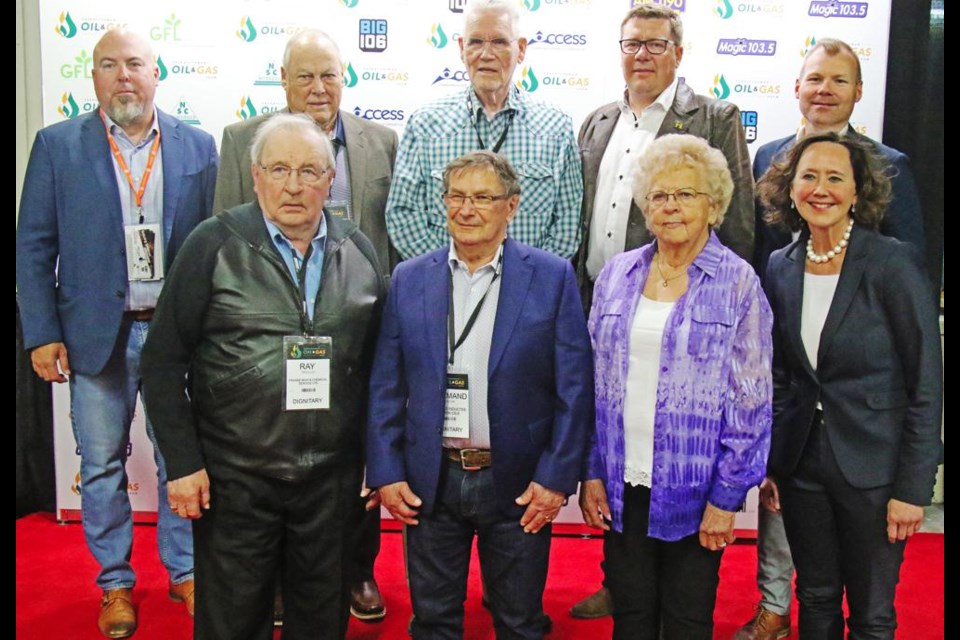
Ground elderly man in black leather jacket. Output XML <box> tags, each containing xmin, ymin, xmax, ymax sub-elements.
<box><xmin>142</xmin><ymin>113</ymin><xmax>385</xmax><ymax>640</ymax></box>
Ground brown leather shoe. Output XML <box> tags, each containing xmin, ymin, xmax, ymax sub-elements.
<box><xmin>733</xmin><ymin>605</ymin><xmax>791</xmax><ymax>640</ymax></box>
<box><xmin>570</xmin><ymin>586</ymin><xmax>613</xmax><ymax>619</ymax></box>
<box><xmin>168</xmin><ymin>579</ymin><xmax>195</xmax><ymax>617</ymax></box>
<box><xmin>98</xmin><ymin>588</ymin><xmax>137</xmax><ymax>639</ymax></box>
<box><xmin>350</xmin><ymin>579</ymin><xmax>386</xmax><ymax>622</ymax></box>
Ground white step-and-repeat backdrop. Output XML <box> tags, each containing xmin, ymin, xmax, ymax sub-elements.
<box><xmin>40</xmin><ymin>0</ymin><xmax>892</xmax><ymax>527</ymax></box>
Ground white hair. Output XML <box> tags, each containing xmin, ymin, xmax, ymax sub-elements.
<box><xmin>250</xmin><ymin>113</ymin><xmax>334</xmax><ymax>168</ymax></box>
<box><xmin>465</xmin><ymin>0</ymin><xmax>520</xmax><ymax>37</ymax></box>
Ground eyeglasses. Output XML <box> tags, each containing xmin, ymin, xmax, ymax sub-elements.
<box><xmin>644</xmin><ymin>188</ymin><xmax>711</xmax><ymax>208</ymax></box>
<box><xmin>619</xmin><ymin>39</ymin><xmax>673</xmax><ymax>55</ymax></box>
<box><xmin>464</xmin><ymin>38</ymin><xmax>516</xmax><ymax>54</ymax></box>
<box><xmin>443</xmin><ymin>192</ymin><xmax>511</xmax><ymax>210</ymax></box>
<box><xmin>258</xmin><ymin>164</ymin><xmax>329</xmax><ymax>184</ymax></box>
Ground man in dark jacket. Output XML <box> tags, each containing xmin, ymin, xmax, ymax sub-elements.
<box><xmin>142</xmin><ymin>113</ymin><xmax>385</xmax><ymax>640</ymax></box>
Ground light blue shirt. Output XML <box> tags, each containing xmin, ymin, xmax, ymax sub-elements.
<box><xmin>263</xmin><ymin>215</ymin><xmax>328</xmax><ymax>323</ymax></box>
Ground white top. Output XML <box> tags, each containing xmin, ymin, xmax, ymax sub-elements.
<box><xmin>801</xmin><ymin>272</ymin><xmax>840</xmax><ymax>372</ymax></box>
<box><xmin>623</xmin><ymin>295</ymin><xmax>675</xmax><ymax>487</ymax></box>
<box><xmin>586</xmin><ymin>78</ymin><xmax>680</xmax><ymax>280</ymax></box>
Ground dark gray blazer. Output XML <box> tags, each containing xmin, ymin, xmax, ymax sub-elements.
<box><xmin>576</xmin><ymin>80</ymin><xmax>755</xmax><ymax>306</ymax></box>
<box><xmin>213</xmin><ymin>109</ymin><xmax>399</xmax><ymax>274</ymax></box>
<box><xmin>763</xmin><ymin>226</ymin><xmax>942</xmax><ymax>505</ymax></box>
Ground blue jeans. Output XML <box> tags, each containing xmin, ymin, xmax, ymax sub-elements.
<box><xmin>69</xmin><ymin>319</ymin><xmax>193</xmax><ymax>590</ymax></box>
<box><xmin>406</xmin><ymin>461</ymin><xmax>551</xmax><ymax>640</ymax></box>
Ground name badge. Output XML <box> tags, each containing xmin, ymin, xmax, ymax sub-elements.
<box><xmin>283</xmin><ymin>336</ymin><xmax>331</xmax><ymax>411</ymax></box>
<box><xmin>124</xmin><ymin>223</ymin><xmax>164</xmax><ymax>281</ymax></box>
<box><xmin>326</xmin><ymin>200</ymin><xmax>351</xmax><ymax>220</ymax></box>
<box><xmin>443</xmin><ymin>372</ymin><xmax>470</xmax><ymax>439</ymax></box>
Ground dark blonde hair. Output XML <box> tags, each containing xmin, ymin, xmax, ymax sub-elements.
<box><xmin>621</xmin><ymin>4</ymin><xmax>682</xmax><ymax>45</ymax></box>
<box><xmin>757</xmin><ymin>132</ymin><xmax>891</xmax><ymax>232</ymax></box>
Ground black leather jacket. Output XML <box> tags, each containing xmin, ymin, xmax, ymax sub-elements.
<box><xmin>143</xmin><ymin>203</ymin><xmax>386</xmax><ymax>482</ymax></box>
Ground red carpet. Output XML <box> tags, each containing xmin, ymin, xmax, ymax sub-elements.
<box><xmin>17</xmin><ymin>513</ymin><xmax>943</xmax><ymax>639</ymax></box>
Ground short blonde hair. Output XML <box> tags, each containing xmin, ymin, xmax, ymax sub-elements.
<box><xmin>632</xmin><ymin>134</ymin><xmax>734</xmax><ymax>228</ymax></box>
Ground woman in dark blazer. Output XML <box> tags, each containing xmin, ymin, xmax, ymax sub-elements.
<box><xmin>757</xmin><ymin>133</ymin><xmax>942</xmax><ymax>639</ymax></box>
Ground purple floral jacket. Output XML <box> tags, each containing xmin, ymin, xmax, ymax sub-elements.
<box><xmin>586</xmin><ymin>233</ymin><xmax>773</xmax><ymax>541</ymax></box>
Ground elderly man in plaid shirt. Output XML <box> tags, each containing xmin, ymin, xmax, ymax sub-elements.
<box><xmin>385</xmin><ymin>0</ymin><xmax>583</xmax><ymax>261</ymax></box>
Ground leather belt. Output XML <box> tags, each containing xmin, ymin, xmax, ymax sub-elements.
<box><xmin>124</xmin><ymin>309</ymin><xmax>155</xmax><ymax>322</ymax></box>
<box><xmin>443</xmin><ymin>447</ymin><xmax>492</xmax><ymax>471</ymax></box>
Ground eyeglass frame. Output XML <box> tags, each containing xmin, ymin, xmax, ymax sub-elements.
<box><xmin>442</xmin><ymin>192</ymin><xmax>513</xmax><ymax>210</ymax></box>
<box><xmin>257</xmin><ymin>163</ymin><xmax>331</xmax><ymax>185</ymax></box>
<box><xmin>644</xmin><ymin>188</ymin><xmax>712</xmax><ymax>209</ymax></box>
<box><xmin>619</xmin><ymin>38</ymin><xmax>674</xmax><ymax>56</ymax></box>
<box><xmin>463</xmin><ymin>37</ymin><xmax>517</xmax><ymax>54</ymax></box>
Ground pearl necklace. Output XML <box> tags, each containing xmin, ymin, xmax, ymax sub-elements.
<box><xmin>806</xmin><ymin>219</ymin><xmax>854</xmax><ymax>264</ymax></box>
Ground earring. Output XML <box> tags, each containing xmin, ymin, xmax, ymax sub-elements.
<box><xmin>850</xmin><ymin>203</ymin><xmax>856</xmax><ymax>214</ymax></box>
<box><xmin>790</xmin><ymin>201</ymin><xmax>796</xmax><ymax>210</ymax></box>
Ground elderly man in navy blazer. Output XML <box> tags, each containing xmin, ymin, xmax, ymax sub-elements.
<box><xmin>16</xmin><ymin>29</ymin><xmax>217</xmax><ymax>639</ymax></box>
<box><xmin>366</xmin><ymin>151</ymin><xmax>593</xmax><ymax>639</ymax></box>
<box><xmin>738</xmin><ymin>38</ymin><xmax>927</xmax><ymax>640</ymax></box>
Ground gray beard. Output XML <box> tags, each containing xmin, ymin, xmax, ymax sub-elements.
<box><xmin>106</xmin><ymin>98</ymin><xmax>146</xmax><ymax>127</ymax></box>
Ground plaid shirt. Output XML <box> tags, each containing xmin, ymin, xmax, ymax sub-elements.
<box><xmin>386</xmin><ymin>87</ymin><xmax>583</xmax><ymax>260</ymax></box>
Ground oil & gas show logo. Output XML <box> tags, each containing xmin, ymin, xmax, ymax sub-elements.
<box><xmin>340</xmin><ymin>0</ymin><xmax>359</xmax><ymax>7</ymax></box>
<box><xmin>359</xmin><ymin>19</ymin><xmax>388</xmax><ymax>52</ymax></box>
<box><xmin>236</xmin><ymin>16</ymin><xmax>256</xmax><ymax>42</ymax></box>
<box><xmin>234</xmin><ymin>96</ymin><xmax>285</xmax><ymax>120</ymax></box>
<box><xmin>516</xmin><ymin>66</ymin><xmax>589</xmax><ymax>93</ymax></box>
<box><xmin>156</xmin><ymin>55</ymin><xmax>218</xmax><ymax>81</ymax></box>
<box><xmin>236</xmin><ymin>17</ymin><xmax>302</xmax><ymax>43</ymax></box>
<box><xmin>54</xmin><ymin>11</ymin><xmax>125</xmax><ymax>38</ymax></box>
<box><xmin>343</xmin><ymin>61</ymin><xmax>409</xmax><ymax>87</ymax></box>
<box><xmin>716</xmin><ymin>38</ymin><xmax>776</xmax><ymax>57</ymax></box>
<box><xmin>352</xmin><ymin>104</ymin><xmax>406</xmax><ymax>123</ymax></box>
<box><xmin>431</xmin><ymin>67</ymin><xmax>470</xmax><ymax>86</ymax></box>
<box><xmin>426</xmin><ymin>23</ymin><xmax>452</xmax><ymax>49</ymax></box>
<box><xmin>516</xmin><ymin>66</ymin><xmax>539</xmax><ymax>93</ymax></box>
<box><xmin>57</xmin><ymin>92</ymin><xmax>80</xmax><ymax>118</ymax></box>
<box><xmin>808</xmin><ymin>1</ymin><xmax>868</xmax><ymax>18</ymax></box>
<box><xmin>522</xmin><ymin>0</ymin><xmax>592</xmax><ymax>10</ymax></box>
<box><xmin>710</xmin><ymin>73</ymin><xmax>780</xmax><ymax>99</ymax></box>
<box><xmin>714</xmin><ymin>0</ymin><xmax>785</xmax><ymax>19</ymax></box>
<box><xmin>526</xmin><ymin>30</ymin><xmax>588</xmax><ymax>49</ymax></box>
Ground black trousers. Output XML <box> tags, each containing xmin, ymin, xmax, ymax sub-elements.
<box><xmin>194</xmin><ymin>462</ymin><xmax>362</xmax><ymax>640</ymax></box>
<box><xmin>780</xmin><ymin>414</ymin><xmax>906</xmax><ymax>640</ymax></box>
<box><xmin>354</xmin><ymin>500</ymin><xmax>381</xmax><ymax>581</ymax></box>
<box><xmin>604</xmin><ymin>484</ymin><xmax>723</xmax><ymax>640</ymax></box>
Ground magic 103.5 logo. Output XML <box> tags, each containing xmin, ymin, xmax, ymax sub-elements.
<box><xmin>808</xmin><ymin>1</ymin><xmax>869</xmax><ymax>18</ymax></box>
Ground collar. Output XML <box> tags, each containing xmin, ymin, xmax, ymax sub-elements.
<box><xmin>262</xmin><ymin>212</ymin><xmax>328</xmax><ymax>253</ymax></box>
<box><xmin>448</xmin><ymin>238</ymin><xmax>505</xmax><ymax>274</ymax></box>
<box><xmin>621</xmin><ymin>75</ymin><xmax>679</xmax><ymax>117</ymax></box>
<box><xmin>796</xmin><ymin>122</ymin><xmax>851</xmax><ymax>141</ymax></box>
<box><xmin>468</xmin><ymin>86</ymin><xmax>522</xmax><ymax>122</ymax></box>
<box><xmin>330</xmin><ymin>113</ymin><xmax>346</xmax><ymax>147</ymax></box>
<box><xmin>101</xmin><ymin>107</ymin><xmax>160</xmax><ymax>146</ymax></box>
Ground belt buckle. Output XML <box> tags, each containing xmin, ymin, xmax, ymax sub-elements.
<box><xmin>459</xmin><ymin>448</ymin><xmax>485</xmax><ymax>471</ymax></box>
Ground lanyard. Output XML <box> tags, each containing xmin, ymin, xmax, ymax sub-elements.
<box><xmin>291</xmin><ymin>244</ymin><xmax>315</xmax><ymax>334</ymax></box>
<box><xmin>447</xmin><ymin>248</ymin><xmax>504</xmax><ymax>366</ymax></box>
<box><xmin>469</xmin><ymin>94</ymin><xmax>515</xmax><ymax>154</ymax></box>
<box><xmin>99</xmin><ymin>108</ymin><xmax>160</xmax><ymax>224</ymax></box>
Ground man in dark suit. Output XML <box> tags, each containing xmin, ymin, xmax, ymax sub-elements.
<box><xmin>576</xmin><ymin>4</ymin><xmax>754</xmax><ymax>314</ymax></box>
<box><xmin>571</xmin><ymin>4</ymin><xmax>754</xmax><ymax>617</ymax></box>
<box><xmin>214</xmin><ymin>29</ymin><xmax>399</xmax><ymax>278</ymax></box>
<box><xmin>16</xmin><ymin>29</ymin><xmax>218</xmax><ymax>638</ymax></box>
<box><xmin>736</xmin><ymin>39</ymin><xmax>928</xmax><ymax>640</ymax></box>
<box><xmin>366</xmin><ymin>151</ymin><xmax>593</xmax><ymax>639</ymax></box>
<box><xmin>213</xmin><ymin>29</ymin><xmax>397</xmax><ymax>620</ymax></box>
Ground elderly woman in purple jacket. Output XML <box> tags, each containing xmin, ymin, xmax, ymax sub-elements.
<box><xmin>580</xmin><ymin>134</ymin><xmax>773</xmax><ymax>640</ymax></box>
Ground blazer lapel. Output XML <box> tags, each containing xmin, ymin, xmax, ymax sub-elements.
<box><xmin>424</xmin><ymin>251</ymin><xmax>451</xmax><ymax>384</ymax></box>
<box><xmin>488</xmin><ymin>240</ymin><xmax>534</xmax><ymax>376</ymax></box>
<box><xmin>159</xmin><ymin>111</ymin><xmax>185</xmax><ymax>255</ymax></box>
<box><xmin>656</xmin><ymin>80</ymin><xmax>698</xmax><ymax>138</ymax></box>
<box><xmin>82</xmin><ymin>113</ymin><xmax>125</xmax><ymax>250</ymax></box>
<box><xmin>817</xmin><ymin>225</ymin><xmax>870</xmax><ymax>366</ymax></box>
<box><xmin>780</xmin><ymin>241</ymin><xmax>817</xmax><ymax>377</ymax></box>
<box><xmin>342</xmin><ymin>112</ymin><xmax>368</xmax><ymax>229</ymax></box>
<box><xmin>580</xmin><ymin>104</ymin><xmax>619</xmax><ymax>230</ymax></box>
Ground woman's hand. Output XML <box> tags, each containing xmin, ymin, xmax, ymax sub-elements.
<box><xmin>699</xmin><ymin>503</ymin><xmax>736</xmax><ymax>551</ymax></box>
<box><xmin>886</xmin><ymin>498</ymin><xmax>924</xmax><ymax>543</ymax></box>
<box><xmin>578</xmin><ymin>479</ymin><xmax>611</xmax><ymax>531</ymax></box>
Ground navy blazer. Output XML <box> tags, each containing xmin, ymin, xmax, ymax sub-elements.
<box><xmin>366</xmin><ymin>238</ymin><xmax>594</xmax><ymax>517</ymax></box>
<box><xmin>16</xmin><ymin>110</ymin><xmax>219</xmax><ymax>375</ymax></box>
<box><xmin>752</xmin><ymin>130</ymin><xmax>925</xmax><ymax>275</ymax></box>
<box><xmin>763</xmin><ymin>227</ymin><xmax>942</xmax><ymax>505</ymax></box>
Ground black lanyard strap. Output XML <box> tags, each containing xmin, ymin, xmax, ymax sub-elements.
<box><xmin>447</xmin><ymin>249</ymin><xmax>504</xmax><ymax>366</ymax></box>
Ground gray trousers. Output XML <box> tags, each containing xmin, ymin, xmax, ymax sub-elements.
<box><xmin>756</xmin><ymin>507</ymin><xmax>794</xmax><ymax>615</ymax></box>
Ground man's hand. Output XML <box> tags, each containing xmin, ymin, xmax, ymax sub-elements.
<box><xmin>886</xmin><ymin>498</ymin><xmax>924</xmax><ymax>543</ymax></box>
<box><xmin>380</xmin><ymin>481</ymin><xmax>422</xmax><ymax>526</ymax></box>
<box><xmin>167</xmin><ymin>469</ymin><xmax>211</xmax><ymax>519</ymax></box>
<box><xmin>578</xmin><ymin>479</ymin><xmax>611</xmax><ymax>531</ymax></box>
<box><xmin>759</xmin><ymin>477</ymin><xmax>781</xmax><ymax>513</ymax></box>
<box><xmin>516</xmin><ymin>481</ymin><xmax>565</xmax><ymax>534</ymax></box>
<box><xmin>699</xmin><ymin>502</ymin><xmax>737</xmax><ymax>551</ymax></box>
<box><xmin>31</xmin><ymin>342</ymin><xmax>70</xmax><ymax>383</ymax></box>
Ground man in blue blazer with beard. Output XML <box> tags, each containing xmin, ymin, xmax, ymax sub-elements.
<box><xmin>16</xmin><ymin>28</ymin><xmax>217</xmax><ymax>639</ymax></box>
